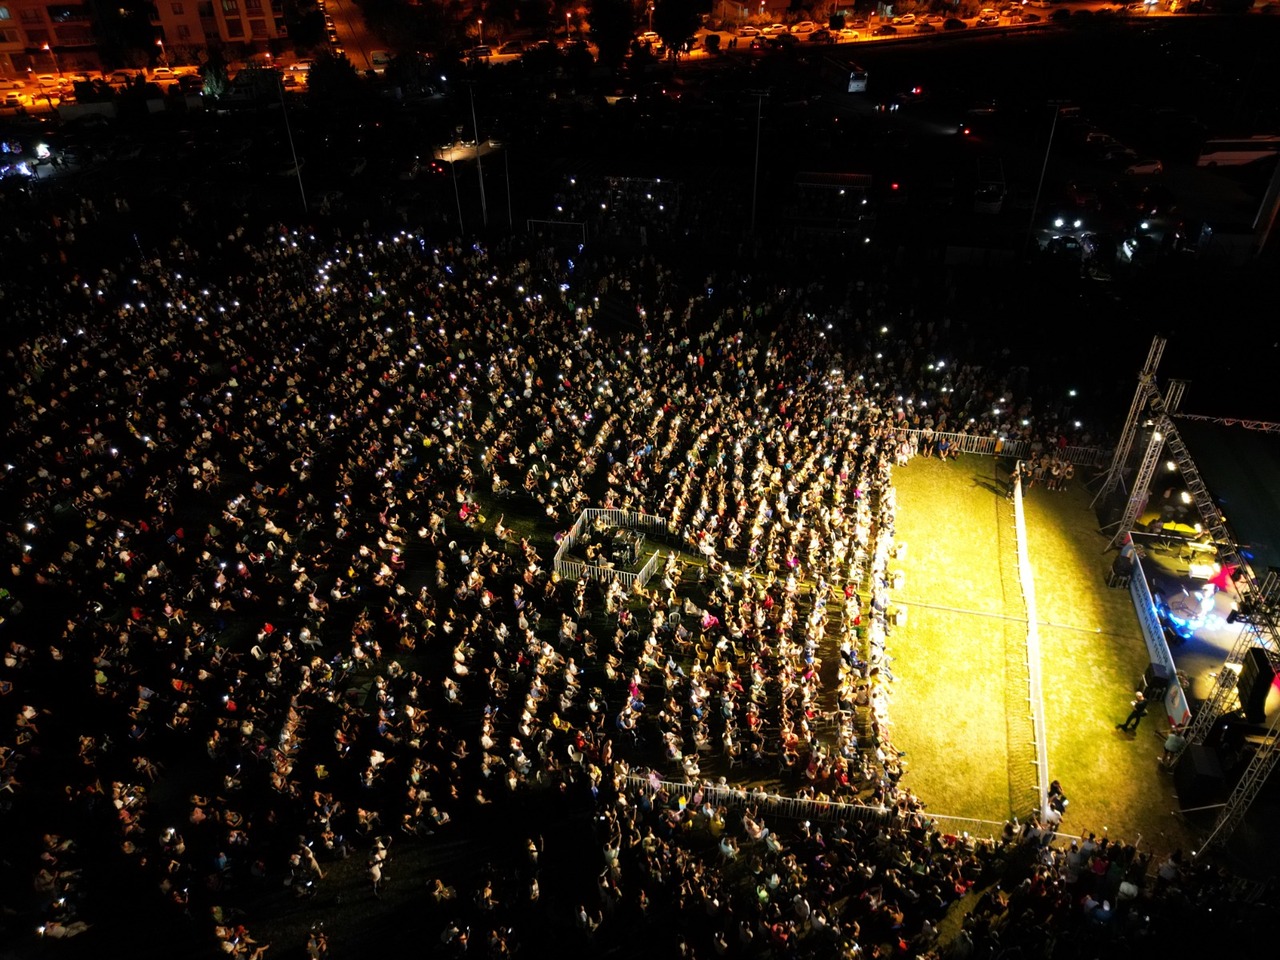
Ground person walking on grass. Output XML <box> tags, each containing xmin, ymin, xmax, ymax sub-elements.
<box><xmin>1117</xmin><ymin>691</ymin><xmax>1149</xmax><ymax>733</ymax></box>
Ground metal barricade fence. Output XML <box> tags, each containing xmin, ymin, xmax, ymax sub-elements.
<box><xmin>1013</xmin><ymin>476</ymin><xmax>1051</xmax><ymax>815</ymax></box>
<box><xmin>899</xmin><ymin>429</ymin><xmax>1109</xmax><ymax>467</ymax></box>
<box><xmin>554</xmin><ymin>508</ymin><xmax>669</xmax><ymax>592</ymax></box>
<box><xmin>622</xmin><ymin>773</ymin><xmax>1083</xmax><ymax>845</ymax></box>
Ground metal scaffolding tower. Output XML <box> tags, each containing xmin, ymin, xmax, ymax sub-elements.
<box><xmin>1190</xmin><ymin>571</ymin><xmax>1280</xmax><ymax>853</ymax></box>
<box><xmin>1175</xmin><ymin>415</ymin><xmax>1280</xmax><ymax>435</ymax></box>
<box><xmin>1184</xmin><ymin>573</ymin><xmax>1280</xmax><ymax>755</ymax></box>
<box><xmin>1104</xmin><ymin>379</ymin><xmax>1188</xmax><ymax>552</ymax></box>
<box><xmin>1093</xmin><ymin>336</ymin><xmax>1166</xmax><ymax>508</ymax></box>
<box><xmin>1200</xmin><ymin>697</ymin><xmax>1280</xmax><ymax>853</ymax></box>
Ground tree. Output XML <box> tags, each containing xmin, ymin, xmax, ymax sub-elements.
<box><xmin>652</xmin><ymin>0</ymin><xmax>701</xmax><ymax>56</ymax></box>
<box><xmin>200</xmin><ymin>48</ymin><xmax>231</xmax><ymax>100</ymax></box>
<box><xmin>305</xmin><ymin>49</ymin><xmax>363</xmax><ymax>109</ymax></box>
<box><xmin>588</xmin><ymin>0</ymin><xmax>638</xmax><ymax>70</ymax></box>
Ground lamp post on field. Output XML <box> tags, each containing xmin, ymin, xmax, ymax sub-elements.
<box><xmin>42</xmin><ymin>42</ymin><xmax>62</xmax><ymax>79</ymax></box>
<box><xmin>469</xmin><ymin>83</ymin><xmax>488</xmax><ymax>227</ymax></box>
<box><xmin>748</xmin><ymin>88</ymin><xmax>769</xmax><ymax>235</ymax></box>
<box><xmin>1024</xmin><ymin>103</ymin><xmax>1066</xmax><ymax>257</ymax></box>
<box><xmin>276</xmin><ymin>69</ymin><xmax>307</xmax><ymax>214</ymax></box>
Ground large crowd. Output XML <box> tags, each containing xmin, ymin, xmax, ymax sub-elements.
<box><xmin>0</xmin><ymin>182</ymin><xmax>1267</xmax><ymax>959</ymax></box>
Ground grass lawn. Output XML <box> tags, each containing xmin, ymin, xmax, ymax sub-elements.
<box><xmin>889</xmin><ymin>455</ymin><xmax>1033</xmax><ymax>822</ymax></box>
<box><xmin>1023</xmin><ymin>480</ymin><xmax>1198</xmax><ymax>854</ymax></box>
<box><xmin>890</xmin><ymin>454</ymin><xmax>1198</xmax><ymax>855</ymax></box>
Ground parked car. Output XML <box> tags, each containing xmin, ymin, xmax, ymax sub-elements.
<box><xmin>1124</xmin><ymin>157</ymin><xmax>1164</xmax><ymax>176</ymax></box>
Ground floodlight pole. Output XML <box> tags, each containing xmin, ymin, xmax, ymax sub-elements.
<box><xmin>1024</xmin><ymin>105</ymin><xmax>1060</xmax><ymax>257</ymax></box>
<box><xmin>504</xmin><ymin>147</ymin><xmax>513</xmax><ymax>230</ymax></box>
<box><xmin>278</xmin><ymin>72</ymin><xmax>307</xmax><ymax>214</ymax></box>
<box><xmin>749</xmin><ymin>89</ymin><xmax>769</xmax><ymax>234</ymax></box>
<box><xmin>451</xmin><ymin>157</ymin><xmax>465</xmax><ymax>235</ymax></box>
<box><xmin>469</xmin><ymin>83</ymin><xmax>488</xmax><ymax>228</ymax></box>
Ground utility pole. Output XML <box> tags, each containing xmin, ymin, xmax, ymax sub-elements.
<box><xmin>452</xmin><ymin>126</ymin><xmax>465</xmax><ymax>235</ymax></box>
<box><xmin>1024</xmin><ymin>103</ymin><xmax>1066</xmax><ymax>257</ymax></box>
<box><xmin>504</xmin><ymin>148</ymin><xmax>513</xmax><ymax>230</ymax></box>
<box><xmin>278</xmin><ymin>73</ymin><xmax>307</xmax><ymax>214</ymax></box>
<box><xmin>469</xmin><ymin>84</ymin><xmax>488</xmax><ymax>228</ymax></box>
<box><xmin>749</xmin><ymin>89</ymin><xmax>769</xmax><ymax>235</ymax></box>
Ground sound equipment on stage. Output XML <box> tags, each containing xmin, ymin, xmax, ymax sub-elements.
<box><xmin>1143</xmin><ymin>662</ymin><xmax>1171</xmax><ymax>701</ymax></box>
<box><xmin>1237</xmin><ymin>646</ymin><xmax>1276</xmax><ymax>724</ymax></box>
<box><xmin>608</xmin><ymin>530</ymin><xmax>645</xmax><ymax>565</ymax></box>
<box><xmin>1174</xmin><ymin>743</ymin><xmax>1225</xmax><ymax>809</ymax></box>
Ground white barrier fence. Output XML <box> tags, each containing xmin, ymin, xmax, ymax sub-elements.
<box><xmin>553</xmin><ymin>508</ymin><xmax>669</xmax><ymax>591</ymax></box>
<box><xmin>622</xmin><ymin>773</ymin><xmax>1082</xmax><ymax>845</ymax></box>
<box><xmin>1012</xmin><ymin>475</ymin><xmax>1051</xmax><ymax>817</ymax></box>
<box><xmin>900</xmin><ymin>429</ymin><xmax>1109</xmax><ymax>467</ymax></box>
<box><xmin>1128</xmin><ymin>553</ymin><xmax>1192</xmax><ymax>726</ymax></box>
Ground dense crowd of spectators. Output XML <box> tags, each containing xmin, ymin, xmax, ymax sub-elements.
<box><xmin>0</xmin><ymin>181</ymin><xmax>1263</xmax><ymax>959</ymax></box>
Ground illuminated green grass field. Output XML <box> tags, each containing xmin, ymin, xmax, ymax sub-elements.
<box><xmin>891</xmin><ymin>455</ymin><xmax>1196</xmax><ymax>853</ymax></box>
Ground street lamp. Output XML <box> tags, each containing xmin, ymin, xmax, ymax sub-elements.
<box><xmin>41</xmin><ymin>42</ymin><xmax>62</xmax><ymax>80</ymax></box>
<box><xmin>156</xmin><ymin>38</ymin><xmax>169</xmax><ymax>68</ymax></box>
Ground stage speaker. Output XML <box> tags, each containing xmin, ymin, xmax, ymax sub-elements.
<box><xmin>1237</xmin><ymin>647</ymin><xmax>1276</xmax><ymax>724</ymax></box>
<box><xmin>1143</xmin><ymin>662</ymin><xmax>1171</xmax><ymax>700</ymax></box>
<box><xmin>1174</xmin><ymin>744</ymin><xmax>1225</xmax><ymax>809</ymax></box>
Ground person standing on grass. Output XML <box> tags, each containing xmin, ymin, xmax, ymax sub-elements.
<box><xmin>1117</xmin><ymin>691</ymin><xmax>1149</xmax><ymax>733</ymax></box>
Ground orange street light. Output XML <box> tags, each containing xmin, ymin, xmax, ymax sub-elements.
<box><xmin>42</xmin><ymin>42</ymin><xmax>62</xmax><ymax>79</ymax></box>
